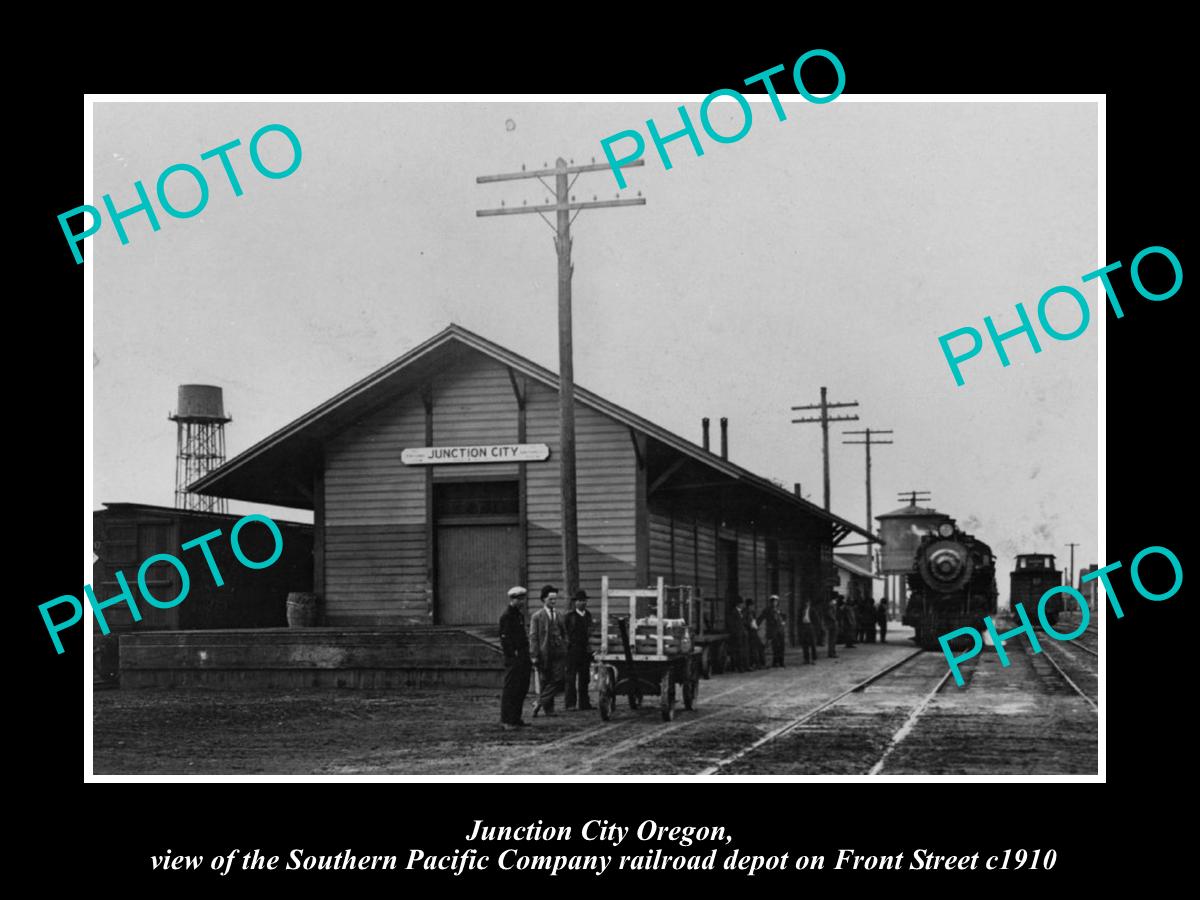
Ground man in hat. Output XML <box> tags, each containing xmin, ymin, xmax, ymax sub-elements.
<box><xmin>796</xmin><ymin>594</ymin><xmax>818</xmax><ymax>664</ymax></box>
<box><xmin>498</xmin><ymin>586</ymin><xmax>532</xmax><ymax>729</ymax></box>
<box><xmin>745</xmin><ymin>598</ymin><xmax>766</xmax><ymax>669</ymax></box>
<box><xmin>821</xmin><ymin>591</ymin><xmax>839</xmax><ymax>659</ymax></box>
<box><xmin>876</xmin><ymin>597</ymin><xmax>889</xmax><ymax>643</ymax></box>
<box><xmin>529</xmin><ymin>584</ymin><xmax>568</xmax><ymax>716</ymax></box>
<box><xmin>761</xmin><ymin>595</ymin><xmax>787</xmax><ymax>667</ymax></box>
<box><xmin>837</xmin><ymin>593</ymin><xmax>858</xmax><ymax>648</ymax></box>
<box><xmin>725</xmin><ymin>597</ymin><xmax>748</xmax><ymax>672</ymax></box>
<box><xmin>564</xmin><ymin>589</ymin><xmax>594</xmax><ymax>711</ymax></box>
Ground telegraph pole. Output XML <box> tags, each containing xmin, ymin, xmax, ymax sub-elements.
<box><xmin>1065</xmin><ymin>542</ymin><xmax>1079</xmax><ymax>589</ymax></box>
<box><xmin>842</xmin><ymin>427</ymin><xmax>894</xmax><ymax>549</ymax></box>
<box><xmin>791</xmin><ymin>387</ymin><xmax>859</xmax><ymax>511</ymax></box>
<box><xmin>476</xmin><ymin>157</ymin><xmax>645</xmax><ymax>595</ymax></box>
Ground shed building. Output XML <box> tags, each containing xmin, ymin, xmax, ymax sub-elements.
<box><xmin>92</xmin><ymin>502</ymin><xmax>313</xmax><ymax>684</ymax></box>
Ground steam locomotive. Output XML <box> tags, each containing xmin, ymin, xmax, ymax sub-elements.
<box><xmin>903</xmin><ymin>521</ymin><xmax>998</xmax><ymax>650</ymax></box>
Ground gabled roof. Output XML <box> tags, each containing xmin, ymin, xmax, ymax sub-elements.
<box><xmin>190</xmin><ymin>324</ymin><xmax>876</xmax><ymax>543</ymax></box>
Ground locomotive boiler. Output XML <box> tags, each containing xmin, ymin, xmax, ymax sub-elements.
<box><xmin>903</xmin><ymin>521</ymin><xmax>998</xmax><ymax>650</ymax></box>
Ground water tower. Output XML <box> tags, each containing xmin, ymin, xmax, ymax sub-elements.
<box><xmin>169</xmin><ymin>385</ymin><xmax>232</xmax><ymax>513</ymax></box>
<box><xmin>876</xmin><ymin>491</ymin><xmax>952</xmax><ymax>617</ymax></box>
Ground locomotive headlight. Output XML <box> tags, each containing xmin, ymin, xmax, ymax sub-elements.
<box><xmin>938</xmin><ymin>523</ymin><xmax>954</xmax><ymax>538</ymax></box>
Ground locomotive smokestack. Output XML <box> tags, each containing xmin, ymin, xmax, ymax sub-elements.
<box><xmin>720</xmin><ymin>417</ymin><xmax>728</xmax><ymax>460</ymax></box>
<box><xmin>702</xmin><ymin>417</ymin><xmax>710</xmax><ymax>452</ymax></box>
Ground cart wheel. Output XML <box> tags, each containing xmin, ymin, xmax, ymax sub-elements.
<box><xmin>628</xmin><ymin>692</ymin><xmax>642</xmax><ymax>711</ymax></box>
<box><xmin>599</xmin><ymin>688</ymin><xmax>614</xmax><ymax>721</ymax></box>
<box><xmin>683</xmin><ymin>668</ymin><xmax>698</xmax><ymax>711</ymax></box>
<box><xmin>596</xmin><ymin>668</ymin><xmax>614</xmax><ymax>721</ymax></box>
<box><xmin>660</xmin><ymin>670</ymin><xmax>675</xmax><ymax>722</ymax></box>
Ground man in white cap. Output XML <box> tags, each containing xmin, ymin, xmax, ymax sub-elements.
<box><xmin>499</xmin><ymin>586</ymin><xmax>532</xmax><ymax>729</ymax></box>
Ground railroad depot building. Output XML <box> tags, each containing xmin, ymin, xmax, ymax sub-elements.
<box><xmin>149</xmin><ymin>325</ymin><xmax>875</xmax><ymax>687</ymax></box>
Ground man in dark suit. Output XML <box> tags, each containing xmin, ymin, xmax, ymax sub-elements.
<box><xmin>796</xmin><ymin>595</ymin><xmax>818</xmax><ymax>664</ymax></box>
<box><xmin>745</xmin><ymin>598</ymin><xmax>766</xmax><ymax>669</ymax></box>
<box><xmin>498</xmin><ymin>586</ymin><xmax>532</xmax><ymax>730</ymax></box>
<box><xmin>564</xmin><ymin>589</ymin><xmax>594</xmax><ymax>711</ymax></box>
<box><xmin>725</xmin><ymin>597</ymin><xmax>748</xmax><ymax>672</ymax></box>
<box><xmin>529</xmin><ymin>584</ymin><xmax>568</xmax><ymax>716</ymax></box>
<box><xmin>762</xmin><ymin>595</ymin><xmax>787</xmax><ymax>667</ymax></box>
<box><xmin>820</xmin><ymin>593</ymin><xmax>839</xmax><ymax>659</ymax></box>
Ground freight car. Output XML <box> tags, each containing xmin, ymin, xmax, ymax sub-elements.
<box><xmin>903</xmin><ymin>521</ymin><xmax>998</xmax><ymax>650</ymax></box>
<box><xmin>1010</xmin><ymin>554</ymin><xmax>1064</xmax><ymax>626</ymax></box>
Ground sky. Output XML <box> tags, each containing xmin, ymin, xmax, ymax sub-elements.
<box><xmin>91</xmin><ymin>99</ymin><xmax>1099</xmax><ymax>606</ymax></box>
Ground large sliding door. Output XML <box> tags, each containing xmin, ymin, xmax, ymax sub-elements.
<box><xmin>434</xmin><ymin>480</ymin><xmax>521</xmax><ymax>625</ymax></box>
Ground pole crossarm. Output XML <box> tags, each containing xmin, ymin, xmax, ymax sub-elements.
<box><xmin>477</xmin><ymin>198</ymin><xmax>646</xmax><ymax>216</ymax></box>
<box><xmin>476</xmin><ymin>159</ymin><xmax>645</xmax><ymax>184</ymax></box>
<box><xmin>792</xmin><ymin>413</ymin><xmax>859</xmax><ymax>424</ymax></box>
<box><xmin>791</xmin><ymin>401</ymin><xmax>859</xmax><ymax>411</ymax></box>
<box><xmin>790</xmin><ymin>386</ymin><xmax>859</xmax><ymax>513</ymax></box>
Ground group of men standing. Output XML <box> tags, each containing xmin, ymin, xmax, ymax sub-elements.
<box><xmin>498</xmin><ymin>584</ymin><xmax>594</xmax><ymax>729</ymax></box>
<box><xmin>500</xmin><ymin>582</ymin><xmax>892</xmax><ymax>728</ymax></box>
<box><xmin>726</xmin><ymin>592</ymin><xmax>890</xmax><ymax>668</ymax></box>
<box><xmin>723</xmin><ymin>595</ymin><xmax>788</xmax><ymax>671</ymax></box>
<box><xmin>826</xmin><ymin>592</ymin><xmax>890</xmax><ymax>655</ymax></box>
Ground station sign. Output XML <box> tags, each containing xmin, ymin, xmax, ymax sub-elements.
<box><xmin>401</xmin><ymin>443</ymin><xmax>551</xmax><ymax>465</ymax></box>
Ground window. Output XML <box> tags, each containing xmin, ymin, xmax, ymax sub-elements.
<box><xmin>433</xmin><ymin>481</ymin><xmax>519</xmax><ymax>518</ymax></box>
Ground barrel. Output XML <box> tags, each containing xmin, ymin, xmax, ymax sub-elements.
<box><xmin>286</xmin><ymin>592</ymin><xmax>319</xmax><ymax>627</ymax></box>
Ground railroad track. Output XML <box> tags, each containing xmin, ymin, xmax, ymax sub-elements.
<box><xmin>492</xmin><ymin>665</ymin><xmax>784</xmax><ymax>773</ymax></box>
<box><xmin>698</xmin><ymin>649</ymin><xmax>930</xmax><ymax>776</ymax></box>
<box><xmin>1061</xmin><ymin>639</ymin><xmax>1098</xmax><ymax>657</ymax></box>
<box><xmin>565</xmin><ymin>661</ymin><xmax>828</xmax><ymax>774</ymax></box>
<box><xmin>1037</xmin><ymin>643</ymin><xmax>1098</xmax><ymax>711</ymax></box>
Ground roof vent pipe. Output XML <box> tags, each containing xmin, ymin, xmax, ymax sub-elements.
<box><xmin>720</xmin><ymin>417</ymin><xmax>729</xmax><ymax>460</ymax></box>
<box><xmin>702</xmin><ymin>417</ymin><xmax>710</xmax><ymax>452</ymax></box>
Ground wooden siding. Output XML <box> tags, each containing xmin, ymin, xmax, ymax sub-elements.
<box><xmin>324</xmin><ymin>398</ymin><xmax>428</xmax><ymax>623</ymax></box>
<box><xmin>695</xmin><ymin>517</ymin><xmax>717</xmax><ymax>600</ymax></box>
<box><xmin>647</xmin><ymin>497</ymin><xmax>827</xmax><ymax>641</ymax></box>
<box><xmin>525</xmin><ymin>379</ymin><xmax>638</xmax><ymax>593</ymax></box>
<box><xmin>649</xmin><ymin>508</ymin><xmax>673</xmax><ymax>582</ymax></box>
<box><xmin>430</xmin><ymin>355</ymin><xmax>519</xmax><ymax>479</ymax></box>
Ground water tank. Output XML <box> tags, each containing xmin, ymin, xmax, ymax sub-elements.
<box><xmin>876</xmin><ymin>503</ymin><xmax>952</xmax><ymax>574</ymax></box>
<box><xmin>175</xmin><ymin>385</ymin><xmax>228</xmax><ymax>421</ymax></box>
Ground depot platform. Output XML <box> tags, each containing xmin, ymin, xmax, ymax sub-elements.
<box><xmin>117</xmin><ymin>627</ymin><xmax>505</xmax><ymax>690</ymax></box>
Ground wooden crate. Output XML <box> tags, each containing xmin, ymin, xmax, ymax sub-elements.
<box><xmin>599</xmin><ymin>576</ymin><xmax>694</xmax><ymax>659</ymax></box>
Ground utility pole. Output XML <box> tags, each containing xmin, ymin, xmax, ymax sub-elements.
<box><xmin>791</xmin><ymin>387</ymin><xmax>859</xmax><ymax>511</ymax></box>
<box><xmin>842</xmin><ymin>427</ymin><xmax>893</xmax><ymax>560</ymax></box>
<box><xmin>1065</xmin><ymin>542</ymin><xmax>1079</xmax><ymax>589</ymax></box>
<box><xmin>476</xmin><ymin>157</ymin><xmax>645</xmax><ymax>595</ymax></box>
